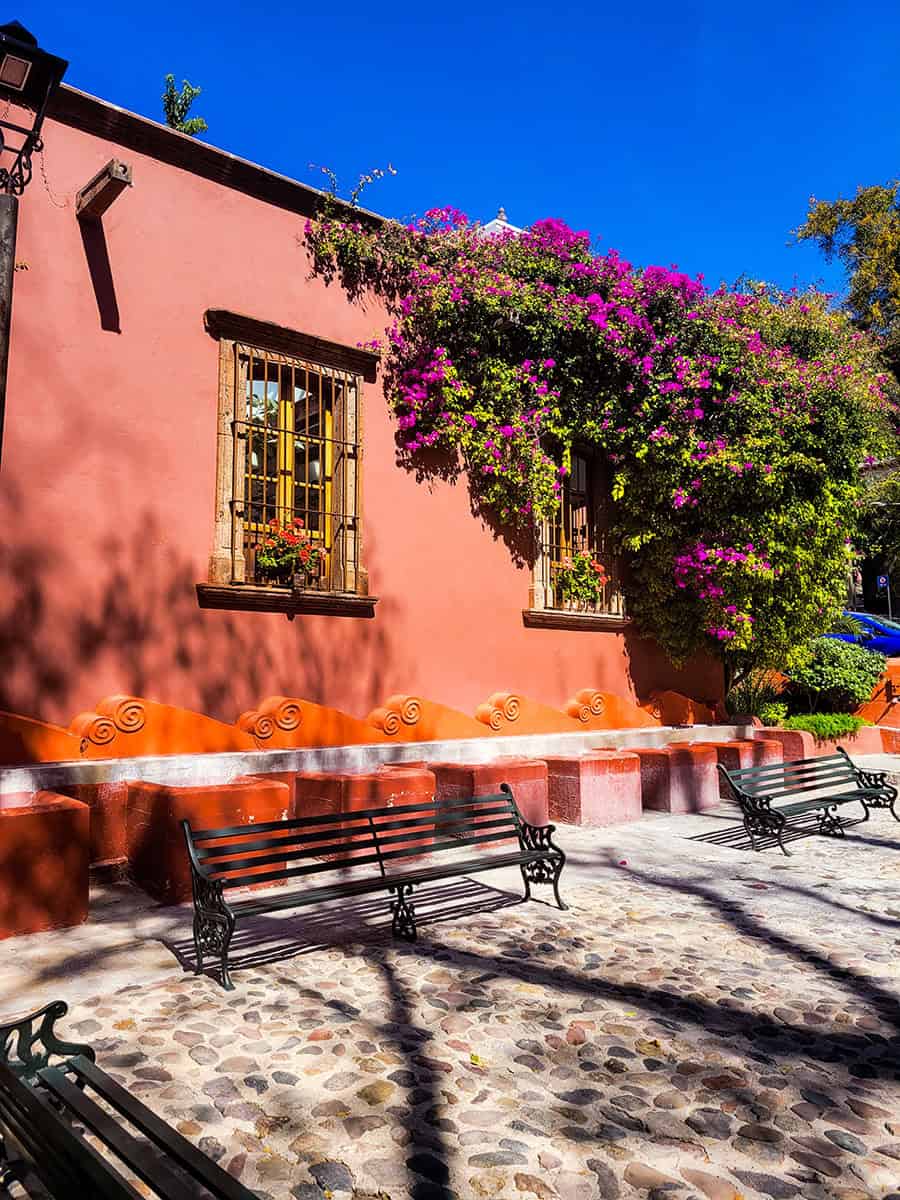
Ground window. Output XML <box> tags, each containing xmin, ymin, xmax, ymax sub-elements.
<box><xmin>530</xmin><ymin>449</ymin><xmax>626</xmax><ymax>620</ymax></box>
<box><xmin>201</xmin><ymin>311</ymin><xmax>378</xmax><ymax>616</ymax></box>
<box><xmin>241</xmin><ymin>345</ymin><xmax>349</xmax><ymax>583</ymax></box>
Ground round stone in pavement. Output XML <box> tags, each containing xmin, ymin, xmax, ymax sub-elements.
<box><xmin>308</xmin><ymin>1161</ymin><xmax>354</xmax><ymax>1193</ymax></box>
<box><xmin>733</xmin><ymin>1172</ymin><xmax>798</xmax><ymax>1198</ymax></box>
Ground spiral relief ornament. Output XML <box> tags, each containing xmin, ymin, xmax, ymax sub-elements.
<box><xmin>476</xmin><ymin>692</ymin><xmax>522</xmax><ymax>730</ymax></box>
<box><xmin>368</xmin><ymin>695</ymin><xmax>423</xmax><ymax>736</ymax></box>
<box><xmin>566</xmin><ymin>689</ymin><xmax>606</xmax><ymax>723</ymax></box>
<box><xmin>259</xmin><ymin>696</ymin><xmax>304</xmax><ymax>732</ymax></box>
<box><xmin>494</xmin><ymin>692</ymin><xmax>521</xmax><ymax>722</ymax></box>
<box><xmin>97</xmin><ymin>694</ymin><xmax>146</xmax><ymax>734</ymax></box>
<box><xmin>69</xmin><ymin>711</ymin><xmax>116</xmax><ymax>754</ymax></box>
<box><xmin>237</xmin><ymin>709</ymin><xmax>275</xmax><ymax>741</ymax></box>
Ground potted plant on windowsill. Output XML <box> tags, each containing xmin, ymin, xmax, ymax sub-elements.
<box><xmin>254</xmin><ymin>518</ymin><xmax>323</xmax><ymax>589</ymax></box>
<box><xmin>556</xmin><ymin>551</ymin><xmax>609</xmax><ymax>612</ymax></box>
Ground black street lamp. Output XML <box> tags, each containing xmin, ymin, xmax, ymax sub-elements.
<box><xmin>0</xmin><ymin>20</ymin><xmax>67</xmax><ymax>470</ymax></box>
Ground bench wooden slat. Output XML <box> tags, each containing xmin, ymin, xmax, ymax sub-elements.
<box><xmin>728</xmin><ymin>761</ymin><xmax>858</xmax><ymax>787</ymax></box>
<box><xmin>192</xmin><ymin>792</ymin><xmax>512</xmax><ymax>841</ymax></box>
<box><xmin>38</xmin><ymin>1067</ymin><xmax>200</xmax><ymax>1200</ymax></box>
<box><xmin>725</xmin><ymin>756</ymin><xmax>851</xmax><ymax>781</ymax></box>
<box><xmin>738</xmin><ymin>777</ymin><xmax>860</xmax><ymax>800</ymax></box>
<box><xmin>215</xmin><ymin>825</ymin><xmax>521</xmax><ymax>890</ymax></box>
<box><xmin>196</xmin><ymin>805</ymin><xmax>517</xmax><ymax>861</ymax></box>
<box><xmin>0</xmin><ymin>1061</ymin><xmax>144</xmax><ymax>1199</ymax></box>
<box><xmin>66</xmin><ymin>1056</ymin><xmax>255</xmax><ymax>1200</ymax></box>
<box><xmin>230</xmin><ymin>848</ymin><xmax>549</xmax><ymax>917</ymax></box>
<box><xmin>206</xmin><ymin>816</ymin><xmax>518</xmax><ymax>880</ymax></box>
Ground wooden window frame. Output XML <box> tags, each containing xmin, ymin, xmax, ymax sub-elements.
<box><xmin>525</xmin><ymin>448</ymin><xmax>629</xmax><ymax>631</ymax></box>
<box><xmin>197</xmin><ymin>310</ymin><xmax>379</xmax><ymax>618</ymax></box>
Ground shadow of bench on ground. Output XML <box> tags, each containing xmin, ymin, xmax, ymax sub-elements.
<box><xmin>688</xmin><ymin>809</ymin><xmax>876</xmax><ymax>853</ymax></box>
<box><xmin>163</xmin><ymin>877</ymin><xmax>523</xmax><ymax>986</ymax></box>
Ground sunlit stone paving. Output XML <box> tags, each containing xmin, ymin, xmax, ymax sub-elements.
<box><xmin>53</xmin><ymin>816</ymin><xmax>900</xmax><ymax>1200</ymax></box>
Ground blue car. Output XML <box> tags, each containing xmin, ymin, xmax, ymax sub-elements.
<box><xmin>825</xmin><ymin>611</ymin><xmax>900</xmax><ymax>657</ymax></box>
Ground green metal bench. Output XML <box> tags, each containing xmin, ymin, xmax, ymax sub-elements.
<box><xmin>183</xmin><ymin>784</ymin><xmax>567</xmax><ymax>989</ymax></box>
<box><xmin>718</xmin><ymin>746</ymin><xmax>898</xmax><ymax>855</ymax></box>
<box><xmin>0</xmin><ymin>1001</ymin><xmax>256</xmax><ymax>1199</ymax></box>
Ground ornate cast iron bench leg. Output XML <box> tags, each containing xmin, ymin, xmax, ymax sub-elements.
<box><xmin>519</xmin><ymin>864</ymin><xmax>532</xmax><ymax>903</ymax></box>
<box><xmin>389</xmin><ymin>884</ymin><xmax>417</xmax><ymax>941</ymax></box>
<box><xmin>190</xmin><ymin>878</ymin><xmax>236</xmax><ymax>990</ymax></box>
<box><xmin>818</xmin><ymin>804</ymin><xmax>845</xmax><ymax>838</ymax></box>
<box><xmin>520</xmin><ymin>821</ymin><xmax>568</xmax><ymax>910</ymax></box>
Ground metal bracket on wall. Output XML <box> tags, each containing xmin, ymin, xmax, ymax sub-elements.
<box><xmin>75</xmin><ymin>158</ymin><xmax>132</xmax><ymax>221</ymax></box>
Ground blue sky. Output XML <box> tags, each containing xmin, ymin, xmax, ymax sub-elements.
<box><xmin>26</xmin><ymin>1</ymin><xmax>899</xmax><ymax>296</ymax></box>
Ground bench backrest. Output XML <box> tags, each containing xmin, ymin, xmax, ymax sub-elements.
<box><xmin>719</xmin><ymin>749</ymin><xmax>859</xmax><ymax>801</ymax></box>
<box><xmin>183</xmin><ymin>785</ymin><xmax>525</xmax><ymax>892</ymax></box>
<box><xmin>0</xmin><ymin>1059</ymin><xmax>139</xmax><ymax>1198</ymax></box>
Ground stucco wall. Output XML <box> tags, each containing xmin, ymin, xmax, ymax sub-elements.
<box><xmin>0</xmin><ymin>107</ymin><xmax>720</xmax><ymax>725</ymax></box>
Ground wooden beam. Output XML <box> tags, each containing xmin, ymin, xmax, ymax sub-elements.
<box><xmin>75</xmin><ymin>158</ymin><xmax>132</xmax><ymax>221</ymax></box>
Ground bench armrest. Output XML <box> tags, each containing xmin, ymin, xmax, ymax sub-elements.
<box><xmin>520</xmin><ymin>821</ymin><xmax>565</xmax><ymax>857</ymax></box>
<box><xmin>0</xmin><ymin>1000</ymin><xmax>96</xmax><ymax>1084</ymax></box>
<box><xmin>192</xmin><ymin>873</ymin><xmax>229</xmax><ymax>917</ymax></box>
<box><xmin>854</xmin><ymin>765</ymin><xmax>895</xmax><ymax>791</ymax></box>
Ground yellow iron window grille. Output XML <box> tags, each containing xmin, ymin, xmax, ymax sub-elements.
<box><xmin>234</xmin><ymin>344</ymin><xmax>362</xmax><ymax>592</ymax></box>
<box><xmin>538</xmin><ymin>450</ymin><xmax>625</xmax><ymax>616</ymax></box>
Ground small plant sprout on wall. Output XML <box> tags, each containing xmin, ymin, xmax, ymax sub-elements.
<box><xmin>162</xmin><ymin>74</ymin><xmax>208</xmax><ymax>136</ymax></box>
<box><xmin>307</xmin><ymin>182</ymin><xmax>899</xmax><ymax>688</ymax></box>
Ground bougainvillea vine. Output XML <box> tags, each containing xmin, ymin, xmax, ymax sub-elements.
<box><xmin>306</xmin><ymin>200</ymin><xmax>898</xmax><ymax>684</ymax></box>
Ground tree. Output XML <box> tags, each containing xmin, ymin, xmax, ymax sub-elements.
<box><xmin>162</xmin><ymin>74</ymin><xmax>208</xmax><ymax>137</ymax></box>
<box><xmin>307</xmin><ymin>206</ymin><xmax>897</xmax><ymax>688</ymax></box>
<box><xmin>794</xmin><ymin>183</ymin><xmax>900</xmax><ymax>376</ymax></box>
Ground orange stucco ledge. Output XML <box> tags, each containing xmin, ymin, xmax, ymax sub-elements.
<box><xmin>0</xmin><ymin>711</ymin><xmax>83</xmax><ymax>766</ymax></box>
<box><xmin>71</xmin><ymin>695</ymin><xmax>255</xmax><ymax>758</ymax></box>
<box><xmin>642</xmin><ymin>690</ymin><xmax>718</xmax><ymax>725</ymax></box>
<box><xmin>564</xmin><ymin>689</ymin><xmax>660</xmax><ymax>730</ymax></box>
<box><xmin>0</xmin><ymin>724</ymin><xmax>750</xmax><ymax>799</ymax></box>
<box><xmin>368</xmin><ymin>696</ymin><xmax>489</xmax><ymax>741</ymax></box>
<box><xmin>475</xmin><ymin>693</ymin><xmax>584</xmax><ymax>735</ymax></box>
<box><xmin>238</xmin><ymin>695</ymin><xmax>386</xmax><ymax>748</ymax></box>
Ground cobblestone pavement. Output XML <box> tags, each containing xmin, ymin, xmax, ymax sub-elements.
<box><xmin>48</xmin><ymin>812</ymin><xmax>900</xmax><ymax>1200</ymax></box>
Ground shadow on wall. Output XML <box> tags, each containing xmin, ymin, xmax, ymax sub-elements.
<box><xmin>0</xmin><ymin>501</ymin><xmax>399</xmax><ymax>725</ymax></box>
<box><xmin>622</xmin><ymin>624</ymin><xmax>723</xmax><ymax>710</ymax></box>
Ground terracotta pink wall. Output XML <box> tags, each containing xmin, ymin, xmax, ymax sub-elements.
<box><xmin>0</xmin><ymin>108</ymin><xmax>720</xmax><ymax>726</ymax></box>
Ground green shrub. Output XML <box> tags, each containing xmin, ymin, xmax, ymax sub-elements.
<box><xmin>758</xmin><ymin>701</ymin><xmax>789</xmax><ymax>726</ymax></box>
<box><xmin>725</xmin><ymin>669</ymin><xmax>784</xmax><ymax>719</ymax></box>
<box><xmin>786</xmin><ymin>638</ymin><xmax>885</xmax><ymax>712</ymax></box>
<box><xmin>781</xmin><ymin>713</ymin><xmax>870</xmax><ymax>741</ymax></box>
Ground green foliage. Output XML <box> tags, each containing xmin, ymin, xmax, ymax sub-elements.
<box><xmin>857</xmin><ymin>468</ymin><xmax>900</xmax><ymax>570</ymax></box>
<box><xmin>557</xmin><ymin>551</ymin><xmax>609</xmax><ymax>606</ymax></box>
<box><xmin>786</xmin><ymin>638</ymin><xmax>885</xmax><ymax>712</ymax></box>
<box><xmin>829</xmin><ymin>611</ymin><xmax>867</xmax><ymax>635</ymax></box>
<box><xmin>306</xmin><ymin>204</ymin><xmax>899</xmax><ymax>679</ymax></box>
<box><xmin>758</xmin><ymin>700</ymin><xmax>789</xmax><ymax>726</ymax></box>
<box><xmin>781</xmin><ymin>712</ymin><xmax>870</xmax><ymax>741</ymax></box>
<box><xmin>162</xmin><ymin>74</ymin><xmax>207</xmax><ymax>137</ymax></box>
<box><xmin>794</xmin><ymin>183</ymin><xmax>900</xmax><ymax>376</ymax></box>
<box><xmin>724</xmin><ymin>668</ymin><xmax>784</xmax><ymax>717</ymax></box>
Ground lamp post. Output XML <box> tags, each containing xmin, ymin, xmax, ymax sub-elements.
<box><xmin>0</xmin><ymin>20</ymin><xmax>67</xmax><ymax>471</ymax></box>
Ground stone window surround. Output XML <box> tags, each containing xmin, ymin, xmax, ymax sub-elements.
<box><xmin>197</xmin><ymin>309</ymin><xmax>379</xmax><ymax>618</ymax></box>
